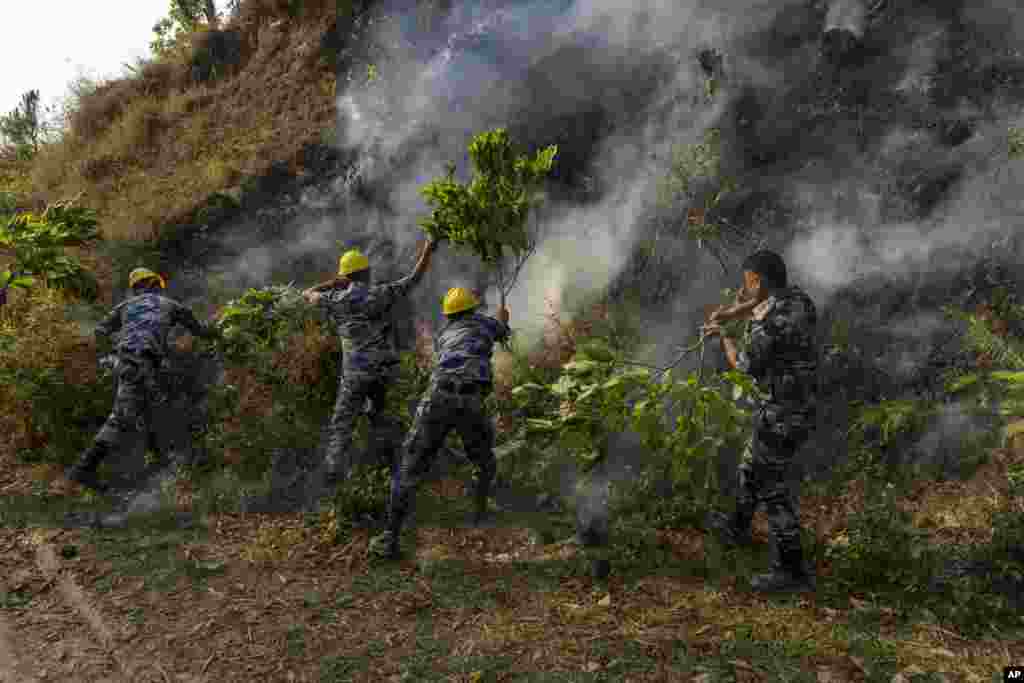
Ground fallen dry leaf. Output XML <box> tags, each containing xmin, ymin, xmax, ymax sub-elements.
<box><xmin>584</xmin><ymin>661</ymin><xmax>600</xmax><ymax>673</ymax></box>
<box><xmin>850</xmin><ymin>596</ymin><xmax>868</xmax><ymax>610</ymax></box>
<box><xmin>891</xmin><ymin>674</ymin><xmax>908</xmax><ymax>683</ymax></box>
<box><xmin>693</xmin><ymin>673</ymin><xmax>712</xmax><ymax>683</ymax></box>
<box><xmin>931</xmin><ymin>647</ymin><xmax>956</xmax><ymax>658</ymax></box>
<box><xmin>849</xmin><ymin>656</ymin><xmax>867</xmax><ymax>672</ymax></box>
<box><xmin>732</xmin><ymin>659</ymin><xmax>755</xmax><ymax>671</ymax></box>
<box><xmin>816</xmin><ymin>669</ymin><xmax>836</xmax><ymax>683</ymax></box>
<box><xmin>598</xmin><ymin>594</ymin><xmax>611</xmax><ymax>607</ymax></box>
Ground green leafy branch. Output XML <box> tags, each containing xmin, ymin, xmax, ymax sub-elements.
<box><xmin>511</xmin><ymin>337</ymin><xmax>754</xmax><ymax>499</ymax></box>
<box><xmin>656</xmin><ymin>127</ymin><xmax>754</xmax><ymax>271</ymax></box>
<box><xmin>419</xmin><ymin>128</ymin><xmax>557</xmax><ymax>305</ymax></box>
<box><xmin>214</xmin><ymin>284</ymin><xmax>308</xmax><ymax>359</ymax></box>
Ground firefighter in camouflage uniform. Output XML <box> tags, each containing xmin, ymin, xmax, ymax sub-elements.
<box><xmin>67</xmin><ymin>268</ymin><xmax>219</xmax><ymax>492</ymax></box>
<box><xmin>302</xmin><ymin>238</ymin><xmax>439</xmax><ymax>482</ymax></box>
<box><xmin>368</xmin><ymin>287</ymin><xmax>511</xmax><ymax>560</ymax></box>
<box><xmin>703</xmin><ymin>250</ymin><xmax>819</xmax><ymax>592</ymax></box>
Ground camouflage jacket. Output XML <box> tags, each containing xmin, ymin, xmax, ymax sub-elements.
<box><xmin>432</xmin><ymin>313</ymin><xmax>511</xmax><ymax>385</ymax></box>
<box><xmin>735</xmin><ymin>286</ymin><xmax>818</xmax><ymax>433</ymax></box>
<box><xmin>318</xmin><ymin>275</ymin><xmax>416</xmax><ymax>376</ymax></box>
<box><xmin>97</xmin><ymin>291</ymin><xmax>207</xmax><ymax>359</ymax></box>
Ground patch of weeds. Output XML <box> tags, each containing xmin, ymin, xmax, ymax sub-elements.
<box><xmin>595</xmin><ymin>639</ymin><xmax>657</xmax><ymax>676</ymax></box>
<box><xmin>396</xmin><ymin>619</ymin><xmax>449</xmax><ymax>680</ymax></box>
<box><xmin>0</xmin><ymin>590</ymin><xmax>33</xmax><ymax>609</ymax></box>
<box><xmin>0</xmin><ymin>492</ymin><xmax>117</xmax><ymax>528</ymax></box>
<box><xmin>302</xmin><ymin>590</ymin><xmax>321</xmax><ymax>609</ymax></box>
<box><xmin>286</xmin><ymin>625</ymin><xmax>306</xmax><ymax>658</ymax></box>
<box><xmin>844</xmin><ymin>630</ymin><xmax>899</xmax><ymax>682</ymax></box>
<box><xmin>825</xmin><ymin>490</ymin><xmax>936</xmax><ymax>594</ymax></box>
<box><xmin>418</xmin><ymin>559</ymin><xmax>497</xmax><ymax>611</ymax></box>
<box><xmin>350</xmin><ymin>565</ymin><xmax>414</xmax><ymax>595</ymax></box>
<box><xmin>331</xmin><ymin>464</ymin><xmax>390</xmax><ymax>524</ymax></box>
<box><xmin>125</xmin><ymin>606</ymin><xmax>145</xmax><ymax>624</ymax></box>
<box><xmin>319</xmin><ymin>654</ymin><xmax>363</xmax><ymax>682</ymax></box>
<box><xmin>86</xmin><ymin>525</ymin><xmax>210</xmax><ymax>592</ymax></box>
<box><xmin>712</xmin><ymin>635</ymin><xmax>818</xmax><ymax>682</ymax></box>
<box><xmin>445</xmin><ymin>653</ymin><xmax>515</xmax><ymax>679</ymax></box>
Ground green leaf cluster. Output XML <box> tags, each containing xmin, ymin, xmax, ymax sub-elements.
<box><xmin>849</xmin><ymin>399</ymin><xmax>935</xmax><ymax>450</ymax></box>
<box><xmin>511</xmin><ymin>338</ymin><xmax>753</xmax><ymax>493</ymax></box>
<box><xmin>0</xmin><ymin>200</ymin><xmax>100</xmax><ymax>303</ymax></box>
<box><xmin>942</xmin><ymin>298</ymin><xmax>1024</xmax><ymax>417</ymax></box>
<box><xmin>214</xmin><ymin>284</ymin><xmax>308</xmax><ymax>359</ymax></box>
<box><xmin>419</xmin><ymin>128</ymin><xmax>556</xmax><ymax>264</ymax></box>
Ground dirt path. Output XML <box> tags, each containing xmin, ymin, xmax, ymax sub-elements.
<box><xmin>29</xmin><ymin>532</ymin><xmax>176</xmax><ymax>683</ymax></box>
<box><xmin>0</xmin><ymin>612</ymin><xmax>37</xmax><ymax>683</ymax></box>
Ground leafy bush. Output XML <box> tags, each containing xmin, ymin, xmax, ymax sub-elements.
<box><xmin>0</xmin><ymin>199</ymin><xmax>101</xmax><ymax>306</ymax></box>
<box><xmin>216</xmin><ymin>284</ymin><xmax>314</xmax><ymax>358</ymax></box>
<box><xmin>825</xmin><ymin>490</ymin><xmax>936</xmax><ymax>593</ymax></box>
<box><xmin>512</xmin><ymin>338</ymin><xmax>755</xmax><ymax>503</ymax></box>
<box><xmin>0</xmin><ymin>286</ymin><xmax>111</xmax><ymax>465</ymax></box>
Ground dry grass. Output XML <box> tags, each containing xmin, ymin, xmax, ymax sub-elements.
<box><xmin>273</xmin><ymin>319</ymin><xmax>336</xmax><ymax>387</ymax></box>
<box><xmin>28</xmin><ymin>2</ymin><xmax>337</xmax><ymax>240</ymax></box>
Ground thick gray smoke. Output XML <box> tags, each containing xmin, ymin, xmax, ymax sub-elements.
<box><xmin>320</xmin><ymin>0</ymin><xmax>1024</xmax><ymax>537</ymax></box>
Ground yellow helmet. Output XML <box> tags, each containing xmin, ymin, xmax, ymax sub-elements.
<box><xmin>442</xmin><ymin>287</ymin><xmax>480</xmax><ymax>315</ymax></box>
<box><xmin>128</xmin><ymin>267</ymin><xmax>166</xmax><ymax>289</ymax></box>
<box><xmin>338</xmin><ymin>249</ymin><xmax>370</xmax><ymax>276</ymax></box>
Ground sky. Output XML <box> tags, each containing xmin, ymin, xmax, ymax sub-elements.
<box><xmin>0</xmin><ymin>1</ymin><xmax>230</xmax><ymax>124</ymax></box>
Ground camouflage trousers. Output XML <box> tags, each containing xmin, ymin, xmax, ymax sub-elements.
<box><xmin>94</xmin><ymin>353</ymin><xmax>165</xmax><ymax>456</ymax></box>
<box><xmin>735</xmin><ymin>421</ymin><xmax>810</xmax><ymax>566</ymax></box>
<box><xmin>387</xmin><ymin>381</ymin><xmax>497</xmax><ymax>536</ymax></box>
<box><xmin>323</xmin><ymin>370</ymin><xmax>403</xmax><ymax>478</ymax></box>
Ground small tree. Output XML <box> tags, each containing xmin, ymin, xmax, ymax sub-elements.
<box><xmin>0</xmin><ymin>90</ymin><xmax>44</xmax><ymax>159</ymax></box>
<box><xmin>419</xmin><ymin>128</ymin><xmax>557</xmax><ymax>310</ymax></box>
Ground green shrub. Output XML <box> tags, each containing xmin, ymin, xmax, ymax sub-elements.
<box><xmin>825</xmin><ymin>490</ymin><xmax>935</xmax><ymax>594</ymax></box>
<box><xmin>0</xmin><ymin>199</ymin><xmax>101</xmax><ymax>306</ymax></box>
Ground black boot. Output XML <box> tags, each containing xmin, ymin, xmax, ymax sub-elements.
<box><xmin>471</xmin><ymin>473</ymin><xmax>493</xmax><ymax>526</ymax></box>
<box><xmin>751</xmin><ymin>542</ymin><xmax>815</xmax><ymax>593</ymax></box>
<box><xmin>706</xmin><ymin>510</ymin><xmax>753</xmax><ymax>548</ymax></box>
<box><xmin>67</xmin><ymin>442</ymin><xmax>111</xmax><ymax>492</ymax></box>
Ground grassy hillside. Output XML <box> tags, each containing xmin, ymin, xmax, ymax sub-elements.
<box><xmin>27</xmin><ymin>0</ymin><xmax>336</xmax><ymax>243</ymax></box>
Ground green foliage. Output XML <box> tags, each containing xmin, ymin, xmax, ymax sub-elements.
<box><xmin>945</xmin><ymin>299</ymin><xmax>1024</xmax><ymax>370</ymax></box>
<box><xmin>0</xmin><ymin>199</ymin><xmax>101</xmax><ymax>304</ymax></box>
<box><xmin>0</xmin><ymin>365</ymin><xmax>114</xmax><ymax>465</ymax></box>
<box><xmin>331</xmin><ymin>463</ymin><xmax>391</xmax><ymax>524</ymax></box>
<box><xmin>825</xmin><ymin>490</ymin><xmax>935</xmax><ymax>593</ymax></box>
<box><xmin>512</xmin><ymin>338</ymin><xmax>754</xmax><ymax>499</ymax></box>
<box><xmin>849</xmin><ymin>399</ymin><xmax>935</xmax><ymax>451</ymax></box>
<box><xmin>0</xmin><ymin>191</ymin><xmax>16</xmax><ymax>217</ymax></box>
<box><xmin>419</xmin><ymin>128</ymin><xmax>556</xmax><ymax>298</ymax></box>
<box><xmin>151</xmin><ymin>0</ymin><xmax>218</xmax><ymax>56</ymax></box>
<box><xmin>215</xmin><ymin>284</ymin><xmax>308</xmax><ymax>359</ymax></box>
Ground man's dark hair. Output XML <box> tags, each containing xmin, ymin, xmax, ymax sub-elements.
<box><xmin>348</xmin><ymin>269</ymin><xmax>371</xmax><ymax>284</ymax></box>
<box><xmin>445</xmin><ymin>308</ymin><xmax>476</xmax><ymax>321</ymax></box>
<box><xmin>742</xmin><ymin>250</ymin><xmax>787</xmax><ymax>289</ymax></box>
